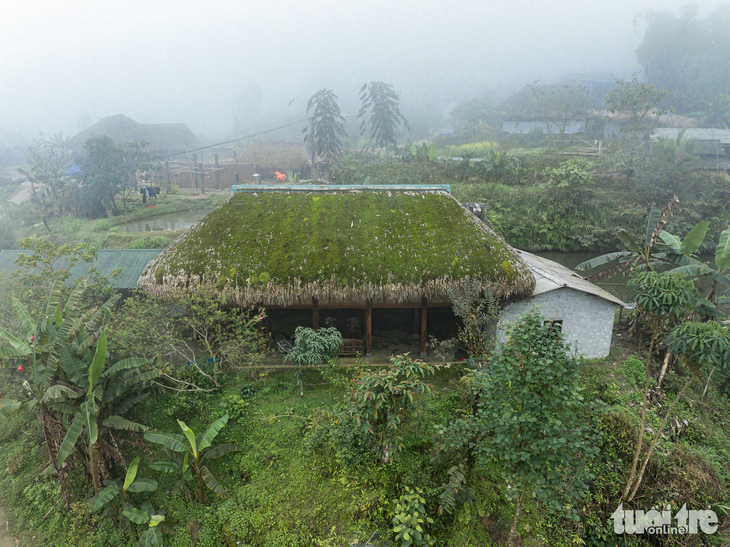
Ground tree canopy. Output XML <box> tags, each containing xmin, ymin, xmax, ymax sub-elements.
<box><xmin>636</xmin><ymin>6</ymin><xmax>730</xmax><ymax>119</ymax></box>
<box><xmin>358</xmin><ymin>81</ymin><xmax>409</xmax><ymax>152</ymax></box>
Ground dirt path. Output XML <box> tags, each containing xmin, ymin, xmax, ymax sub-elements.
<box><xmin>0</xmin><ymin>507</ymin><xmax>20</xmax><ymax>547</ymax></box>
<box><xmin>7</xmin><ymin>181</ymin><xmax>32</xmax><ymax>205</ymax></box>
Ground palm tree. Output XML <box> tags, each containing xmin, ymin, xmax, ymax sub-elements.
<box><xmin>303</xmin><ymin>89</ymin><xmax>348</xmax><ymax>178</ymax></box>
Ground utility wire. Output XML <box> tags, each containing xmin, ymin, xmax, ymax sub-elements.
<box><xmin>159</xmin><ymin>116</ymin><xmax>308</xmax><ymax>161</ymax></box>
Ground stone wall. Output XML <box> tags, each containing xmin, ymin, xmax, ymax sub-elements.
<box><xmin>499</xmin><ymin>287</ymin><xmax>617</xmax><ymax>359</ymax></box>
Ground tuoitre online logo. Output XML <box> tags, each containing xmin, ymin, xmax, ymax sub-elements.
<box><xmin>611</xmin><ymin>503</ymin><xmax>719</xmax><ymax>535</ymax></box>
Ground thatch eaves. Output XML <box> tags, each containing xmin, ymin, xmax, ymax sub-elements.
<box><xmin>138</xmin><ymin>189</ymin><xmax>535</xmax><ymax>306</ymax></box>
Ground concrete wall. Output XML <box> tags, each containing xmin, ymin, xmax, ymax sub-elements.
<box><xmin>498</xmin><ymin>288</ymin><xmax>617</xmax><ymax>359</ymax></box>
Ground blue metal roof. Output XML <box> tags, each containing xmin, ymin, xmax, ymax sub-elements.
<box><xmin>0</xmin><ymin>249</ymin><xmax>162</xmax><ymax>289</ymax></box>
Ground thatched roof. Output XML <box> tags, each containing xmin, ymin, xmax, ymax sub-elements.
<box><xmin>138</xmin><ymin>188</ymin><xmax>535</xmax><ymax>306</ymax></box>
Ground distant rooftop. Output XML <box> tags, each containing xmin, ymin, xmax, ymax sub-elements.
<box><xmin>653</xmin><ymin>128</ymin><xmax>730</xmax><ymax>144</ymax></box>
<box><xmin>68</xmin><ymin>114</ymin><xmax>200</xmax><ymax>154</ymax></box>
<box><xmin>0</xmin><ymin>249</ymin><xmax>162</xmax><ymax>289</ymax></box>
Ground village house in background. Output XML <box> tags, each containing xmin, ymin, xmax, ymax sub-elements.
<box><xmin>68</xmin><ymin>114</ymin><xmax>200</xmax><ymax>157</ymax></box>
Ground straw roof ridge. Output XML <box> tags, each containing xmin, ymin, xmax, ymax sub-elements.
<box><xmin>138</xmin><ymin>190</ymin><xmax>534</xmax><ymax>306</ymax></box>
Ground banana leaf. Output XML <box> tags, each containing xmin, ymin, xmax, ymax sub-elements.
<box><xmin>90</xmin><ymin>483</ymin><xmax>120</xmax><ymax>511</ymax></box>
<box><xmin>123</xmin><ymin>457</ymin><xmax>140</xmax><ymax>491</ymax></box>
<box><xmin>716</xmin><ymin>226</ymin><xmax>730</xmax><ymax>272</ymax></box>
<box><xmin>122</xmin><ymin>507</ymin><xmax>150</xmax><ymax>525</ymax></box>
<box><xmin>139</xmin><ymin>526</ymin><xmax>163</xmax><ymax>547</ymax></box>
<box><xmin>575</xmin><ymin>251</ymin><xmax>632</xmax><ymax>272</ymax></box>
<box><xmin>204</xmin><ymin>443</ymin><xmax>242</xmax><ymax>460</ymax></box>
<box><xmin>103</xmin><ymin>415</ymin><xmax>149</xmax><ymax>432</ymax></box>
<box><xmin>201</xmin><ymin>465</ymin><xmax>227</xmax><ymax>497</ymax></box>
<box><xmin>683</xmin><ymin>221</ymin><xmax>710</xmax><ymax>255</ymax></box>
<box><xmin>197</xmin><ymin>414</ymin><xmax>229</xmax><ymax>452</ymax></box>
<box><xmin>57</xmin><ymin>413</ymin><xmax>85</xmax><ymax>464</ymax></box>
<box><xmin>144</xmin><ymin>431</ymin><xmax>187</xmax><ymax>452</ymax></box>
<box><xmin>126</xmin><ymin>478</ymin><xmax>158</xmax><ymax>493</ymax></box>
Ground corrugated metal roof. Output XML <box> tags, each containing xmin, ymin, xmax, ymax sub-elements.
<box><xmin>690</xmin><ymin>139</ymin><xmax>727</xmax><ymax>156</ymax></box>
<box><xmin>516</xmin><ymin>250</ymin><xmax>628</xmax><ymax>308</ymax></box>
<box><xmin>653</xmin><ymin>128</ymin><xmax>730</xmax><ymax>144</ymax></box>
<box><xmin>0</xmin><ymin>249</ymin><xmax>161</xmax><ymax>289</ymax></box>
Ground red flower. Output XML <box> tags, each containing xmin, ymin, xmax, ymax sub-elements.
<box><xmin>17</xmin><ymin>365</ymin><xmax>23</xmax><ymax>372</ymax></box>
<box><xmin>30</xmin><ymin>335</ymin><xmax>35</xmax><ymax>342</ymax></box>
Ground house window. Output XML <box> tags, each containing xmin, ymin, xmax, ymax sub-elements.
<box><xmin>544</xmin><ymin>320</ymin><xmax>563</xmax><ymax>334</ymax></box>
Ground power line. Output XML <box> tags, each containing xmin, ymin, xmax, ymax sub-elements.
<box><xmin>159</xmin><ymin>116</ymin><xmax>308</xmax><ymax>161</ymax></box>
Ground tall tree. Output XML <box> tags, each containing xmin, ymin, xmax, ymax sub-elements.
<box><xmin>77</xmin><ymin>136</ymin><xmax>149</xmax><ymax>218</ymax></box>
<box><xmin>303</xmin><ymin>89</ymin><xmax>347</xmax><ymax>178</ymax></box>
<box><xmin>465</xmin><ymin>311</ymin><xmax>600</xmax><ymax>545</ymax></box>
<box><xmin>18</xmin><ymin>135</ymin><xmax>73</xmax><ymax>229</ymax></box>
<box><xmin>604</xmin><ymin>76</ymin><xmax>667</xmax><ymax>182</ymax></box>
<box><xmin>358</xmin><ymin>81</ymin><xmax>409</xmax><ymax>153</ymax></box>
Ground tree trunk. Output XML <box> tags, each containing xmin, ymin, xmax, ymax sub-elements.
<box><xmin>40</xmin><ymin>410</ymin><xmax>60</xmax><ymax>471</ymax></box>
<box><xmin>90</xmin><ymin>443</ymin><xmax>101</xmax><ymax>494</ymax></box>
<box><xmin>657</xmin><ymin>351</ymin><xmax>672</xmax><ymax>390</ymax></box>
<box><xmin>621</xmin><ymin>327</ymin><xmax>659</xmax><ymax>502</ymax></box>
<box><xmin>702</xmin><ymin>367</ymin><xmax>716</xmax><ymax>399</ymax></box>
<box><xmin>627</xmin><ymin>376</ymin><xmax>694</xmax><ymax>501</ymax></box>
<box><xmin>508</xmin><ymin>482</ymin><xmax>527</xmax><ymax>547</ymax></box>
<box><xmin>194</xmin><ymin>461</ymin><xmax>207</xmax><ymax>504</ymax></box>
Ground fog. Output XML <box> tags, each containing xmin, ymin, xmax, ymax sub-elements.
<box><xmin>0</xmin><ymin>0</ymin><xmax>719</xmax><ymax>142</ymax></box>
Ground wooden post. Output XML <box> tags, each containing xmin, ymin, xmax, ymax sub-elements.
<box><xmin>412</xmin><ymin>308</ymin><xmax>419</xmax><ymax>338</ymax></box>
<box><xmin>365</xmin><ymin>299</ymin><xmax>372</xmax><ymax>357</ymax></box>
<box><xmin>312</xmin><ymin>299</ymin><xmax>319</xmax><ymax>331</ymax></box>
<box><xmin>192</xmin><ymin>153</ymin><xmax>198</xmax><ymax>189</ymax></box>
<box><xmin>420</xmin><ymin>298</ymin><xmax>428</xmax><ymax>357</ymax></box>
<box><xmin>214</xmin><ymin>154</ymin><xmax>220</xmax><ymax>189</ymax></box>
<box><xmin>257</xmin><ymin>305</ymin><xmax>265</xmax><ymax>340</ymax></box>
<box><xmin>199</xmin><ymin>162</ymin><xmax>205</xmax><ymax>194</ymax></box>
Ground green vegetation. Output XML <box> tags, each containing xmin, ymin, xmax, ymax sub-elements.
<box><xmin>142</xmin><ymin>191</ymin><xmax>534</xmax><ymax>304</ymax></box>
<box><xmin>285</xmin><ymin>326</ymin><xmax>342</xmax><ymax>395</ymax></box>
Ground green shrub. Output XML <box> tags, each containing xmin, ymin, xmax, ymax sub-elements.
<box><xmin>622</xmin><ymin>356</ymin><xmax>648</xmax><ymax>389</ymax></box>
<box><xmin>239</xmin><ymin>382</ymin><xmax>261</xmax><ymax>400</ymax></box>
<box><xmin>391</xmin><ymin>487</ymin><xmax>434</xmax><ymax>546</ymax></box>
<box><xmin>127</xmin><ymin>235</ymin><xmax>169</xmax><ymax>249</ymax></box>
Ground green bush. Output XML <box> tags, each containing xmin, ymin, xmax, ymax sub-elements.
<box><xmin>622</xmin><ymin>356</ymin><xmax>649</xmax><ymax>389</ymax></box>
<box><xmin>391</xmin><ymin>487</ymin><xmax>434</xmax><ymax>546</ymax></box>
<box><xmin>127</xmin><ymin>235</ymin><xmax>169</xmax><ymax>249</ymax></box>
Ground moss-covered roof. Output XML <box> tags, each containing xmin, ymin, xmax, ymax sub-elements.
<box><xmin>138</xmin><ymin>190</ymin><xmax>534</xmax><ymax>306</ymax></box>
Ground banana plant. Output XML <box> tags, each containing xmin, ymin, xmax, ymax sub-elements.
<box><xmin>661</xmin><ymin>225</ymin><xmax>730</xmax><ymax>309</ymax></box>
<box><xmin>89</xmin><ymin>456</ymin><xmax>165</xmax><ymax>546</ymax></box>
<box><xmin>0</xmin><ymin>280</ymin><xmax>120</xmax><ymax>492</ymax></box>
<box><xmin>53</xmin><ymin>331</ymin><xmax>158</xmax><ymax>492</ymax></box>
<box><xmin>144</xmin><ymin>414</ymin><xmax>241</xmax><ymax>504</ymax></box>
<box><xmin>576</xmin><ymin>196</ymin><xmax>679</xmax><ymax>279</ymax></box>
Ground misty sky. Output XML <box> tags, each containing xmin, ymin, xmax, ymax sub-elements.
<box><xmin>0</xmin><ymin>0</ymin><xmax>720</xmax><ymax>141</ymax></box>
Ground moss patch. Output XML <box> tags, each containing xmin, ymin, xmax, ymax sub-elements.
<box><xmin>141</xmin><ymin>191</ymin><xmax>534</xmax><ymax>304</ymax></box>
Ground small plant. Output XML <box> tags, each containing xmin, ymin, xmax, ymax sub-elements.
<box><xmin>622</xmin><ymin>356</ymin><xmax>649</xmax><ymax>389</ymax></box>
<box><xmin>350</xmin><ymin>354</ymin><xmax>434</xmax><ymax>463</ymax></box>
<box><xmin>285</xmin><ymin>327</ymin><xmax>342</xmax><ymax>395</ymax></box>
<box><xmin>145</xmin><ymin>414</ymin><xmax>241</xmax><ymax>504</ymax></box>
<box><xmin>391</xmin><ymin>487</ymin><xmax>434</xmax><ymax>547</ymax></box>
<box><xmin>239</xmin><ymin>382</ymin><xmax>260</xmax><ymax>400</ymax></box>
<box><xmin>88</xmin><ymin>456</ymin><xmax>165</xmax><ymax>546</ymax></box>
<box><xmin>438</xmin><ymin>463</ymin><xmax>474</xmax><ymax>516</ymax></box>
